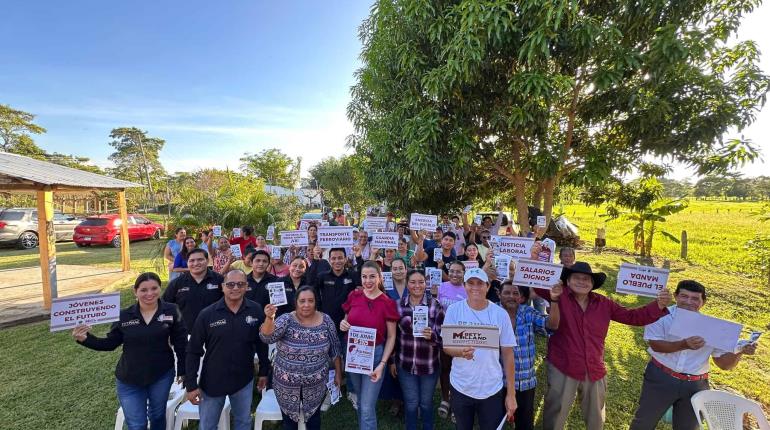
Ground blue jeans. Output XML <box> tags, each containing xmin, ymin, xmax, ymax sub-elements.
<box><xmin>199</xmin><ymin>379</ymin><xmax>253</xmax><ymax>430</ymax></box>
<box><xmin>346</xmin><ymin>344</ymin><xmax>384</xmax><ymax>430</ymax></box>
<box><xmin>397</xmin><ymin>368</ymin><xmax>439</xmax><ymax>430</ymax></box>
<box><xmin>116</xmin><ymin>368</ymin><xmax>174</xmax><ymax>430</ymax></box>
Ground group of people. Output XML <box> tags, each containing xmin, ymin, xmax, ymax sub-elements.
<box><xmin>73</xmin><ymin>213</ymin><xmax>758</xmax><ymax>430</ymax></box>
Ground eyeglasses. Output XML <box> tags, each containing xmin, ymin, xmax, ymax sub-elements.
<box><xmin>224</xmin><ymin>281</ymin><xmax>248</xmax><ymax>289</ymax></box>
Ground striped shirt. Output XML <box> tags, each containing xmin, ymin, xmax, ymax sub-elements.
<box><xmin>512</xmin><ymin>304</ymin><xmax>548</xmax><ymax>391</ymax></box>
<box><xmin>395</xmin><ymin>293</ymin><xmax>445</xmax><ymax>376</ymax></box>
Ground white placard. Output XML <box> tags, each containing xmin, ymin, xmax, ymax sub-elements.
<box><xmin>433</xmin><ymin>248</ymin><xmax>443</xmax><ymax>262</ymax></box>
<box><xmin>440</xmin><ymin>223</ymin><xmax>453</xmax><ymax>233</ymax></box>
<box><xmin>268</xmin><ymin>282</ymin><xmax>287</xmax><ymax>306</ymax></box>
<box><xmin>382</xmin><ymin>272</ymin><xmax>394</xmax><ymax>290</ymax></box>
<box><xmin>512</xmin><ymin>260</ymin><xmax>563</xmax><ymax>289</ymax></box>
<box><xmin>345</xmin><ymin>326</ymin><xmax>377</xmax><ymax>375</ymax></box>
<box><xmin>266</xmin><ymin>225</ymin><xmax>275</xmax><ymax>241</ymax></box>
<box><xmin>280</xmin><ymin>230</ymin><xmax>310</xmax><ymax>247</ymax></box>
<box><xmin>232</xmin><ymin>227</ymin><xmax>241</xmax><ymax>238</ymax></box>
<box><xmin>370</xmin><ymin>232</ymin><xmax>399</xmax><ymax>249</ymax></box>
<box><xmin>496</xmin><ymin>255</ymin><xmax>512</xmax><ymax>281</ymax></box>
<box><xmin>387</xmin><ymin>221</ymin><xmax>396</xmax><ymax>232</ymax></box>
<box><xmin>317</xmin><ymin>226</ymin><xmax>355</xmax><ymax>247</ymax></box>
<box><xmin>409</xmin><ymin>213</ymin><xmax>438</xmax><ymax>231</ymax></box>
<box><xmin>441</xmin><ymin>324</ymin><xmax>501</xmax><ymax>349</ymax></box>
<box><xmin>412</xmin><ymin>305</ymin><xmax>429</xmax><ymax>336</ymax></box>
<box><xmin>270</xmin><ymin>245</ymin><xmax>282</xmax><ymax>260</ymax></box>
<box><xmin>463</xmin><ymin>205</ymin><xmax>472</xmax><ymax>214</ymax></box>
<box><xmin>473</xmin><ymin>215</ymin><xmax>482</xmax><ymax>225</ymax></box>
<box><xmin>428</xmin><ymin>268</ymin><xmax>442</xmax><ymax>287</ymax></box>
<box><xmin>344</xmin><ymin>203</ymin><xmax>351</xmax><ymax>213</ymax></box>
<box><xmin>327</xmin><ymin>370</ymin><xmax>341</xmax><ymax>405</ymax></box>
<box><xmin>230</xmin><ymin>244</ymin><xmax>243</xmax><ymax>259</ymax></box>
<box><xmin>669</xmin><ymin>308</ymin><xmax>743</xmax><ymax>352</ymax></box>
<box><xmin>616</xmin><ymin>263</ymin><xmax>670</xmax><ymax>298</ymax></box>
<box><xmin>537</xmin><ymin>216</ymin><xmax>547</xmax><ymax>228</ymax></box>
<box><xmin>462</xmin><ymin>260</ymin><xmax>479</xmax><ymax>270</ymax></box>
<box><xmin>496</xmin><ymin>236</ymin><xmax>534</xmax><ymax>259</ymax></box>
<box><xmin>212</xmin><ymin>225</ymin><xmax>222</xmax><ymax>237</ymax></box>
<box><xmin>364</xmin><ymin>216</ymin><xmax>387</xmax><ymax>233</ymax></box>
<box><xmin>50</xmin><ymin>292</ymin><xmax>121</xmax><ymax>332</ymax></box>
<box><xmin>299</xmin><ymin>220</ymin><xmax>309</xmax><ymax>231</ymax></box>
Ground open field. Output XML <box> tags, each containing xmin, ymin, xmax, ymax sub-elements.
<box><xmin>0</xmin><ymin>200</ymin><xmax>767</xmax><ymax>429</ymax></box>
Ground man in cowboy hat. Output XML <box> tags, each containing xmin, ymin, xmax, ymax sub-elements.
<box><xmin>534</xmin><ymin>261</ymin><xmax>672</xmax><ymax>430</ymax></box>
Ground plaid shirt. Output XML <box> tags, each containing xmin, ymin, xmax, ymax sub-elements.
<box><xmin>512</xmin><ymin>304</ymin><xmax>548</xmax><ymax>391</ymax></box>
<box><xmin>395</xmin><ymin>293</ymin><xmax>445</xmax><ymax>376</ymax></box>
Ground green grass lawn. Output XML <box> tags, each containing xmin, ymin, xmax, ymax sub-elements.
<box><xmin>0</xmin><ymin>201</ymin><xmax>768</xmax><ymax>429</ymax></box>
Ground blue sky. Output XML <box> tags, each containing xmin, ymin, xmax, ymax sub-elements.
<box><xmin>1</xmin><ymin>1</ymin><xmax>769</xmax><ymax>179</ymax></box>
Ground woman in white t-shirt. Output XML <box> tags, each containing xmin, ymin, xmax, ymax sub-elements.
<box><xmin>442</xmin><ymin>268</ymin><xmax>518</xmax><ymax>430</ymax></box>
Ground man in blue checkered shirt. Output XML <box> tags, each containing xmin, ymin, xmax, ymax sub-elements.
<box><xmin>499</xmin><ymin>280</ymin><xmax>562</xmax><ymax>430</ymax></box>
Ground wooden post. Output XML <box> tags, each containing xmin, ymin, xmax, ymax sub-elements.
<box><xmin>37</xmin><ymin>188</ymin><xmax>57</xmax><ymax>309</ymax></box>
<box><xmin>680</xmin><ymin>230</ymin><xmax>688</xmax><ymax>259</ymax></box>
<box><xmin>118</xmin><ymin>191</ymin><xmax>131</xmax><ymax>271</ymax></box>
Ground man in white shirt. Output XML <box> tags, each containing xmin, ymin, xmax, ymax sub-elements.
<box><xmin>629</xmin><ymin>280</ymin><xmax>757</xmax><ymax>430</ymax></box>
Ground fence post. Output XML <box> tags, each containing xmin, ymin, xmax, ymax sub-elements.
<box><xmin>680</xmin><ymin>230</ymin><xmax>688</xmax><ymax>259</ymax></box>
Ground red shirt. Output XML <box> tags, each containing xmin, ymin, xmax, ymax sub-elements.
<box><xmin>342</xmin><ymin>289</ymin><xmax>399</xmax><ymax>346</ymax></box>
<box><xmin>535</xmin><ymin>287</ymin><xmax>668</xmax><ymax>381</ymax></box>
<box><xmin>229</xmin><ymin>236</ymin><xmax>258</xmax><ymax>256</ymax></box>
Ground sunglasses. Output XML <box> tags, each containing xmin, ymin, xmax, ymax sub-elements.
<box><xmin>224</xmin><ymin>281</ymin><xmax>248</xmax><ymax>289</ymax></box>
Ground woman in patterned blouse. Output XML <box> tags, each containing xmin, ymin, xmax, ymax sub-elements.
<box><xmin>260</xmin><ymin>286</ymin><xmax>342</xmax><ymax>430</ymax></box>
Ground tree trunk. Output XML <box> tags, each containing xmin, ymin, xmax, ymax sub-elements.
<box><xmin>639</xmin><ymin>220</ymin><xmax>646</xmax><ymax>257</ymax></box>
<box><xmin>135</xmin><ymin>134</ymin><xmax>156</xmax><ymax>210</ymax></box>
<box><xmin>542</xmin><ymin>177</ymin><xmax>555</xmax><ymax>225</ymax></box>
<box><xmin>533</xmin><ymin>182</ymin><xmax>544</xmax><ymax>211</ymax></box>
<box><xmin>511</xmin><ymin>140</ymin><xmax>530</xmax><ymax>235</ymax></box>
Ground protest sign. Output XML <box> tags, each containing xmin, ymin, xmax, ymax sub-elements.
<box><xmin>50</xmin><ymin>292</ymin><xmax>121</xmax><ymax>332</ymax></box>
<box><xmin>344</xmin><ymin>203</ymin><xmax>351</xmax><ymax>214</ymax></box>
<box><xmin>212</xmin><ymin>225</ymin><xmax>222</xmax><ymax>237</ymax></box>
<box><xmin>537</xmin><ymin>216</ymin><xmax>547</xmax><ymax>228</ymax></box>
<box><xmin>496</xmin><ymin>255</ymin><xmax>512</xmax><ymax>280</ymax></box>
<box><xmin>539</xmin><ymin>238</ymin><xmax>555</xmax><ymax>263</ymax></box>
<box><xmin>440</xmin><ymin>223</ymin><xmax>453</xmax><ymax>233</ymax></box>
<box><xmin>270</xmin><ymin>245</ymin><xmax>281</xmax><ymax>260</ymax></box>
<box><xmin>327</xmin><ymin>370</ymin><xmax>341</xmax><ymax>405</ymax></box>
<box><xmin>473</xmin><ymin>215</ymin><xmax>482</xmax><ymax>225</ymax></box>
<box><xmin>268</xmin><ymin>282</ymin><xmax>287</xmax><ymax>306</ymax></box>
<box><xmin>382</xmin><ymin>272</ymin><xmax>394</xmax><ymax>290</ymax></box>
<box><xmin>371</xmin><ymin>232</ymin><xmax>399</xmax><ymax>249</ymax></box>
<box><xmin>364</xmin><ymin>216</ymin><xmax>387</xmax><ymax>233</ymax></box>
<box><xmin>428</xmin><ymin>268</ymin><xmax>442</xmax><ymax>288</ymax></box>
<box><xmin>433</xmin><ymin>248</ymin><xmax>442</xmax><ymax>262</ymax></box>
<box><xmin>345</xmin><ymin>326</ymin><xmax>377</xmax><ymax>375</ymax></box>
<box><xmin>669</xmin><ymin>308</ymin><xmax>742</xmax><ymax>352</ymax></box>
<box><xmin>230</xmin><ymin>244</ymin><xmax>243</xmax><ymax>258</ymax></box>
<box><xmin>512</xmin><ymin>260</ymin><xmax>563</xmax><ymax>289</ymax></box>
<box><xmin>463</xmin><ymin>205</ymin><xmax>472</xmax><ymax>214</ymax></box>
<box><xmin>387</xmin><ymin>221</ymin><xmax>396</xmax><ymax>231</ymax></box>
<box><xmin>496</xmin><ymin>237</ymin><xmax>534</xmax><ymax>259</ymax></box>
<box><xmin>266</xmin><ymin>225</ymin><xmax>275</xmax><ymax>241</ymax></box>
<box><xmin>321</xmin><ymin>221</ymin><xmax>329</xmax><ymax>226</ymax></box>
<box><xmin>616</xmin><ymin>263</ymin><xmax>670</xmax><ymax>298</ymax></box>
<box><xmin>280</xmin><ymin>230</ymin><xmax>309</xmax><ymax>247</ymax></box>
<box><xmin>736</xmin><ymin>331</ymin><xmax>763</xmax><ymax>353</ymax></box>
<box><xmin>232</xmin><ymin>227</ymin><xmax>241</xmax><ymax>238</ymax></box>
<box><xmin>462</xmin><ymin>260</ymin><xmax>479</xmax><ymax>270</ymax></box>
<box><xmin>299</xmin><ymin>220</ymin><xmax>309</xmax><ymax>231</ymax></box>
<box><xmin>412</xmin><ymin>306</ymin><xmax>429</xmax><ymax>337</ymax></box>
<box><xmin>441</xmin><ymin>324</ymin><xmax>500</xmax><ymax>349</ymax></box>
<box><xmin>409</xmin><ymin>213</ymin><xmax>438</xmax><ymax>231</ymax></box>
<box><xmin>317</xmin><ymin>226</ymin><xmax>355</xmax><ymax>247</ymax></box>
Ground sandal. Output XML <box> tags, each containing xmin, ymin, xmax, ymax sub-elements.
<box><xmin>438</xmin><ymin>401</ymin><xmax>450</xmax><ymax>419</ymax></box>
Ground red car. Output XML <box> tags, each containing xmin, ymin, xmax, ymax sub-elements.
<box><xmin>73</xmin><ymin>214</ymin><xmax>164</xmax><ymax>248</ymax></box>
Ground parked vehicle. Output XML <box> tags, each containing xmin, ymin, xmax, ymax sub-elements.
<box><xmin>0</xmin><ymin>208</ymin><xmax>82</xmax><ymax>249</ymax></box>
<box><xmin>73</xmin><ymin>214</ymin><xmax>164</xmax><ymax>248</ymax></box>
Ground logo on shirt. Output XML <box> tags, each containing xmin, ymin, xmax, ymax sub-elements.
<box><xmin>121</xmin><ymin>319</ymin><xmax>140</xmax><ymax>327</ymax></box>
<box><xmin>343</xmin><ymin>279</ymin><xmax>353</xmax><ymax>284</ymax></box>
<box><xmin>324</xmin><ymin>281</ymin><xmax>335</xmax><ymax>286</ymax></box>
<box><xmin>245</xmin><ymin>316</ymin><xmax>258</xmax><ymax>325</ymax></box>
<box><xmin>178</xmin><ymin>287</ymin><xmax>190</xmax><ymax>292</ymax></box>
<box><xmin>157</xmin><ymin>314</ymin><xmax>174</xmax><ymax>322</ymax></box>
<box><xmin>209</xmin><ymin>319</ymin><xmax>227</xmax><ymax>328</ymax></box>
<box><xmin>206</xmin><ymin>284</ymin><xmax>219</xmax><ymax>290</ymax></box>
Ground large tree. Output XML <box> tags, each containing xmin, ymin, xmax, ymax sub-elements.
<box><xmin>240</xmin><ymin>148</ymin><xmax>301</xmax><ymax>189</ymax></box>
<box><xmin>0</xmin><ymin>104</ymin><xmax>47</xmax><ymax>157</ymax></box>
<box><xmin>308</xmin><ymin>154</ymin><xmax>377</xmax><ymax>214</ymax></box>
<box><xmin>348</xmin><ymin>0</ymin><xmax>769</xmax><ymax>233</ymax></box>
<box><xmin>108</xmin><ymin>127</ymin><xmax>166</xmax><ymax>209</ymax></box>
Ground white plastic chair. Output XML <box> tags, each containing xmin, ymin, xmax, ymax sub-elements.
<box><xmin>113</xmin><ymin>383</ymin><xmax>189</xmax><ymax>430</ymax></box>
<box><xmin>691</xmin><ymin>389</ymin><xmax>770</xmax><ymax>430</ymax></box>
<box><xmin>253</xmin><ymin>389</ymin><xmax>305</xmax><ymax>430</ymax></box>
<box><xmin>173</xmin><ymin>397</ymin><xmax>231</xmax><ymax>430</ymax></box>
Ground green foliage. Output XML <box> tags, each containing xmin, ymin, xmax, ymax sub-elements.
<box><xmin>0</xmin><ymin>104</ymin><xmax>46</xmax><ymax>154</ymax></box>
<box><xmin>240</xmin><ymin>148</ymin><xmax>301</xmax><ymax>189</ymax></box>
<box><xmin>308</xmin><ymin>155</ymin><xmax>377</xmax><ymax>214</ymax></box>
<box><xmin>108</xmin><ymin>127</ymin><xmax>167</xmax><ymax>210</ymax></box>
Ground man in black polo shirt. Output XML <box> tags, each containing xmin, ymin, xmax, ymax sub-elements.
<box><xmin>185</xmin><ymin>269</ymin><xmax>269</xmax><ymax>430</ymax></box>
<box><xmin>245</xmin><ymin>250</ymin><xmax>278</xmax><ymax>304</ymax></box>
<box><xmin>419</xmin><ymin>231</ymin><xmax>458</xmax><ymax>281</ymax></box>
<box><xmin>314</xmin><ymin>248</ymin><xmax>358</xmax><ymax>335</ymax></box>
<box><xmin>162</xmin><ymin>248</ymin><xmax>224</xmax><ymax>332</ymax></box>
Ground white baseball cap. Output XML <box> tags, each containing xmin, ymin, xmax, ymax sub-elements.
<box><xmin>463</xmin><ymin>268</ymin><xmax>489</xmax><ymax>284</ymax></box>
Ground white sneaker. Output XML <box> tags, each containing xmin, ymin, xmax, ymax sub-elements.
<box><xmin>321</xmin><ymin>392</ymin><xmax>332</xmax><ymax>412</ymax></box>
<box><xmin>347</xmin><ymin>392</ymin><xmax>358</xmax><ymax>410</ymax></box>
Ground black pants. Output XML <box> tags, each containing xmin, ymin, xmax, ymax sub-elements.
<box><xmin>629</xmin><ymin>362</ymin><xmax>709</xmax><ymax>430</ymax></box>
<box><xmin>514</xmin><ymin>387</ymin><xmax>536</xmax><ymax>430</ymax></box>
<box><xmin>281</xmin><ymin>407</ymin><xmax>321</xmax><ymax>430</ymax></box>
<box><xmin>450</xmin><ymin>385</ymin><xmax>505</xmax><ymax>430</ymax></box>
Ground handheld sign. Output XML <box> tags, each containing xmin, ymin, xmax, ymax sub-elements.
<box><xmin>433</xmin><ymin>248</ymin><xmax>443</xmax><ymax>262</ymax></box>
<box><xmin>50</xmin><ymin>292</ymin><xmax>121</xmax><ymax>332</ymax></box>
<box><xmin>266</xmin><ymin>225</ymin><xmax>275</xmax><ymax>241</ymax></box>
<box><xmin>327</xmin><ymin>370</ymin><xmax>341</xmax><ymax>405</ymax></box>
<box><xmin>343</xmin><ymin>203</ymin><xmax>351</xmax><ymax>214</ymax></box>
<box><xmin>299</xmin><ymin>220</ymin><xmax>309</xmax><ymax>231</ymax></box>
<box><xmin>463</xmin><ymin>205</ymin><xmax>472</xmax><ymax>214</ymax></box>
<box><xmin>428</xmin><ymin>268</ymin><xmax>442</xmax><ymax>288</ymax></box>
<box><xmin>382</xmin><ymin>272</ymin><xmax>394</xmax><ymax>290</ymax></box>
<box><xmin>270</xmin><ymin>245</ymin><xmax>282</xmax><ymax>260</ymax></box>
<box><xmin>410</xmin><ymin>213</ymin><xmax>438</xmax><ymax>232</ymax></box>
<box><xmin>387</xmin><ymin>221</ymin><xmax>396</xmax><ymax>231</ymax></box>
<box><xmin>473</xmin><ymin>215</ymin><xmax>482</xmax><ymax>225</ymax></box>
<box><xmin>317</xmin><ymin>226</ymin><xmax>355</xmax><ymax>248</ymax></box>
<box><xmin>441</xmin><ymin>324</ymin><xmax>500</xmax><ymax>349</ymax></box>
<box><xmin>212</xmin><ymin>225</ymin><xmax>222</xmax><ymax>237</ymax></box>
<box><xmin>616</xmin><ymin>263</ymin><xmax>669</xmax><ymax>298</ymax></box>
<box><xmin>230</xmin><ymin>244</ymin><xmax>243</xmax><ymax>259</ymax></box>
<box><xmin>537</xmin><ymin>216</ymin><xmax>547</xmax><ymax>228</ymax></box>
<box><xmin>496</xmin><ymin>255</ymin><xmax>512</xmax><ymax>281</ymax></box>
<box><xmin>496</xmin><ymin>237</ymin><xmax>534</xmax><ymax>259</ymax></box>
<box><xmin>267</xmin><ymin>282</ymin><xmax>288</xmax><ymax>306</ymax></box>
<box><xmin>669</xmin><ymin>308</ymin><xmax>742</xmax><ymax>352</ymax></box>
<box><xmin>440</xmin><ymin>223</ymin><xmax>453</xmax><ymax>233</ymax></box>
<box><xmin>412</xmin><ymin>306</ymin><xmax>429</xmax><ymax>337</ymax></box>
<box><xmin>232</xmin><ymin>227</ymin><xmax>242</xmax><ymax>238</ymax></box>
<box><xmin>512</xmin><ymin>260</ymin><xmax>563</xmax><ymax>289</ymax></box>
<box><xmin>345</xmin><ymin>326</ymin><xmax>377</xmax><ymax>375</ymax></box>
<box><xmin>364</xmin><ymin>216</ymin><xmax>387</xmax><ymax>233</ymax></box>
<box><xmin>280</xmin><ymin>230</ymin><xmax>309</xmax><ymax>247</ymax></box>
<box><xmin>462</xmin><ymin>260</ymin><xmax>479</xmax><ymax>270</ymax></box>
<box><xmin>371</xmin><ymin>232</ymin><xmax>399</xmax><ymax>249</ymax></box>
